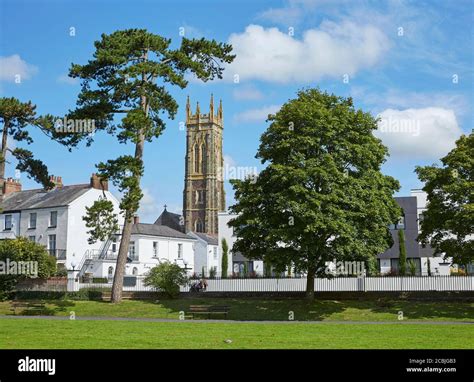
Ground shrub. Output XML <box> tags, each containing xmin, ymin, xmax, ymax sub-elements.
<box><xmin>92</xmin><ymin>277</ymin><xmax>108</xmax><ymax>284</ymax></box>
<box><xmin>221</xmin><ymin>239</ymin><xmax>228</xmax><ymax>278</ymax></box>
<box><xmin>54</xmin><ymin>268</ymin><xmax>68</xmax><ymax>277</ymax></box>
<box><xmin>398</xmin><ymin>230</ymin><xmax>407</xmax><ymax>276</ymax></box>
<box><xmin>209</xmin><ymin>266</ymin><xmax>217</xmax><ymax>279</ymax></box>
<box><xmin>408</xmin><ymin>259</ymin><xmax>417</xmax><ymax>276</ymax></box>
<box><xmin>243</xmin><ymin>262</ymin><xmax>249</xmax><ymax>277</ymax></box>
<box><xmin>0</xmin><ymin>238</ymin><xmax>56</xmax><ymax>300</ymax></box>
<box><xmin>144</xmin><ymin>262</ymin><xmax>188</xmax><ymax>298</ymax></box>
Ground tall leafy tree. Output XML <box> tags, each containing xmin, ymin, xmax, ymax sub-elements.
<box><xmin>0</xmin><ymin>97</ymin><xmax>57</xmax><ymax>195</ymax></box>
<box><xmin>415</xmin><ymin>132</ymin><xmax>473</xmax><ymax>272</ymax></box>
<box><xmin>68</xmin><ymin>29</ymin><xmax>234</xmax><ymax>302</ymax></box>
<box><xmin>229</xmin><ymin>89</ymin><xmax>401</xmax><ymax>299</ymax></box>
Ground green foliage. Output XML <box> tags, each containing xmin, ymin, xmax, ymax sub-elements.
<box><xmin>144</xmin><ymin>262</ymin><xmax>188</xmax><ymax>298</ymax></box>
<box><xmin>0</xmin><ymin>237</ymin><xmax>56</xmax><ymax>299</ymax></box>
<box><xmin>221</xmin><ymin>238</ymin><xmax>228</xmax><ymax>278</ymax></box>
<box><xmin>398</xmin><ymin>230</ymin><xmax>407</xmax><ymax>276</ymax></box>
<box><xmin>67</xmin><ymin>29</ymin><xmax>235</xmax><ymax>217</ymax></box>
<box><xmin>264</xmin><ymin>262</ymin><xmax>272</xmax><ymax>277</ymax></box>
<box><xmin>54</xmin><ymin>268</ymin><xmax>68</xmax><ymax>277</ymax></box>
<box><xmin>201</xmin><ymin>266</ymin><xmax>206</xmax><ymax>278</ymax></box>
<box><xmin>66</xmin><ymin>29</ymin><xmax>234</xmax><ymax>301</ymax></box>
<box><xmin>83</xmin><ymin>196</ymin><xmax>120</xmax><ymax>244</ymax></box>
<box><xmin>0</xmin><ymin>97</ymin><xmax>55</xmax><ymax>189</ymax></box>
<box><xmin>407</xmin><ymin>259</ymin><xmax>417</xmax><ymax>276</ymax></box>
<box><xmin>415</xmin><ymin>133</ymin><xmax>473</xmax><ymax>269</ymax></box>
<box><xmin>209</xmin><ymin>266</ymin><xmax>217</xmax><ymax>279</ymax></box>
<box><xmin>229</xmin><ymin>89</ymin><xmax>401</xmax><ymax>296</ymax></box>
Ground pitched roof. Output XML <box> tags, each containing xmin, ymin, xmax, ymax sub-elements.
<box><xmin>1</xmin><ymin>184</ymin><xmax>91</xmax><ymax>212</ymax></box>
<box><xmin>192</xmin><ymin>232</ymin><xmax>218</xmax><ymax>246</ymax></box>
<box><xmin>131</xmin><ymin>223</ymin><xmax>193</xmax><ymax>240</ymax></box>
<box><xmin>154</xmin><ymin>208</ymin><xmax>184</xmax><ymax>232</ymax></box>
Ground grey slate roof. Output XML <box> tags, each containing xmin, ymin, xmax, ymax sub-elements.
<box><xmin>192</xmin><ymin>232</ymin><xmax>218</xmax><ymax>246</ymax></box>
<box><xmin>154</xmin><ymin>208</ymin><xmax>184</xmax><ymax>232</ymax></box>
<box><xmin>1</xmin><ymin>184</ymin><xmax>91</xmax><ymax>212</ymax></box>
<box><xmin>131</xmin><ymin>223</ymin><xmax>194</xmax><ymax>240</ymax></box>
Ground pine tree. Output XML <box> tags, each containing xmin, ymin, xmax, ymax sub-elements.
<box><xmin>68</xmin><ymin>29</ymin><xmax>234</xmax><ymax>302</ymax></box>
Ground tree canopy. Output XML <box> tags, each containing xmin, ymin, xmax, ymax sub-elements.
<box><xmin>0</xmin><ymin>97</ymin><xmax>59</xmax><ymax>192</ymax></box>
<box><xmin>229</xmin><ymin>89</ymin><xmax>401</xmax><ymax>298</ymax></box>
<box><xmin>415</xmin><ymin>132</ymin><xmax>473</xmax><ymax>269</ymax></box>
<box><xmin>68</xmin><ymin>29</ymin><xmax>234</xmax><ymax>302</ymax></box>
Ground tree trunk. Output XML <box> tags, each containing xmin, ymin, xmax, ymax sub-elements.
<box><xmin>0</xmin><ymin>120</ymin><xmax>9</xmax><ymax>198</ymax></box>
<box><xmin>305</xmin><ymin>267</ymin><xmax>315</xmax><ymax>300</ymax></box>
<box><xmin>110</xmin><ymin>50</ymin><xmax>148</xmax><ymax>303</ymax></box>
<box><xmin>110</xmin><ymin>216</ymin><xmax>132</xmax><ymax>303</ymax></box>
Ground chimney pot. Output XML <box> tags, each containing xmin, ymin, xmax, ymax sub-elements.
<box><xmin>49</xmin><ymin>175</ymin><xmax>63</xmax><ymax>189</ymax></box>
<box><xmin>90</xmin><ymin>173</ymin><xmax>108</xmax><ymax>191</ymax></box>
<box><xmin>2</xmin><ymin>177</ymin><xmax>22</xmax><ymax>196</ymax></box>
<box><xmin>133</xmin><ymin>216</ymin><xmax>140</xmax><ymax>224</ymax></box>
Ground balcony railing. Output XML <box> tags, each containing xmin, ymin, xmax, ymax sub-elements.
<box><xmin>48</xmin><ymin>249</ymin><xmax>67</xmax><ymax>260</ymax></box>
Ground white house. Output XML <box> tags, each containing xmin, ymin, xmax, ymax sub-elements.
<box><xmin>188</xmin><ymin>232</ymin><xmax>219</xmax><ymax>277</ymax></box>
<box><xmin>80</xmin><ymin>219</ymin><xmax>197</xmax><ymax>280</ymax></box>
<box><xmin>0</xmin><ymin>175</ymin><xmax>122</xmax><ymax>271</ymax></box>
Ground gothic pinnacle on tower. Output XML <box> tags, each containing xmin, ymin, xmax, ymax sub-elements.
<box><xmin>186</xmin><ymin>95</ymin><xmax>191</xmax><ymax>122</ymax></box>
<box><xmin>218</xmin><ymin>98</ymin><xmax>223</xmax><ymax>121</ymax></box>
<box><xmin>209</xmin><ymin>93</ymin><xmax>214</xmax><ymax>121</ymax></box>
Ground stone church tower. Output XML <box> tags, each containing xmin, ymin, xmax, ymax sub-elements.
<box><xmin>183</xmin><ymin>95</ymin><xmax>225</xmax><ymax>235</ymax></box>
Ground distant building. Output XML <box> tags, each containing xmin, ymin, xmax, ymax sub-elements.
<box><xmin>217</xmin><ymin>192</ymin><xmax>450</xmax><ymax>277</ymax></box>
<box><xmin>188</xmin><ymin>232</ymin><xmax>219</xmax><ymax>277</ymax></box>
<box><xmin>0</xmin><ymin>174</ymin><xmax>121</xmax><ymax>271</ymax></box>
<box><xmin>183</xmin><ymin>95</ymin><xmax>225</xmax><ymax>236</ymax></box>
<box><xmin>218</xmin><ymin>211</ymin><xmax>264</xmax><ymax>277</ymax></box>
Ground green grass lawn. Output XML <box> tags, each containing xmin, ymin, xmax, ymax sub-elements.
<box><xmin>0</xmin><ymin>319</ymin><xmax>472</xmax><ymax>349</ymax></box>
<box><xmin>0</xmin><ymin>298</ymin><xmax>472</xmax><ymax>321</ymax></box>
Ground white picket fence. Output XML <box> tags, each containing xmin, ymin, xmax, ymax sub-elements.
<box><xmin>76</xmin><ymin>276</ymin><xmax>474</xmax><ymax>292</ymax></box>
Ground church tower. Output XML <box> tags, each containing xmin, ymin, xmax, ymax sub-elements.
<box><xmin>183</xmin><ymin>95</ymin><xmax>225</xmax><ymax>236</ymax></box>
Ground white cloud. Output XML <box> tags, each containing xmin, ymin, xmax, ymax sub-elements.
<box><xmin>178</xmin><ymin>23</ymin><xmax>207</xmax><ymax>39</ymax></box>
<box><xmin>225</xmin><ymin>23</ymin><xmax>389</xmax><ymax>83</ymax></box>
<box><xmin>351</xmin><ymin>87</ymin><xmax>470</xmax><ymax>117</ymax></box>
<box><xmin>0</xmin><ymin>54</ymin><xmax>38</xmax><ymax>82</ymax></box>
<box><xmin>57</xmin><ymin>74</ymin><xmax>78</xmax><ymax>85</ymax></box>
<box><xmin>234</xmin><ymin>104</ymin><xmax>281</xmax><ymax>123</ymax></box>
<box><xmin>375</xmin><ymin>107</ymin><xmax>463</xmax><ymax>159</ymax></box>
<box><xmin>258</xmin><ymin>6</ymin><xmax>303</xmax><ymax>26</ymax></box>
<box><xmin>232</xmin><ymin>85</ymin><xmax>264</xmax><ymax>100</ymax></box>
<box><xmin>224</xmin><ymin>154</ymin><xmax>237</xmax><ymax>168</ymax></box>
<box><xmin>137</xmin><ymin>188</ymin><xmax>161</xmax><ymax>223</ymax></box>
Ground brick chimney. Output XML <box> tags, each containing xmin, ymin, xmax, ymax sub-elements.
<box><xmin>49</xmin><ymin>175</ymin><xmax>63</xmax><ymax>189</ymax></box>
<box><xmin>133</xmin><ymin>216</ymin><xmax>140</xmax><ymax>224</ymax></box>
<box><xmin>90</xmin><ymin>173</ymin><xmax>108</xmax><ymax>191</ymax></box>
<box><xmin>3</xmin><ymin>178</ymin><xmax>22</xmax><ymax>196</ymax></box>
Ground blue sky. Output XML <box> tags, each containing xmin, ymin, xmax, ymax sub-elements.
<box><xmin>1</xmin><ymin>0</ymin><xmax>472</xmax><ymax>222</ymax></box>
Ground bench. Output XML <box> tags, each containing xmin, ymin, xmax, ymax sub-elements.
<box><xmin>10</xmin><ymin>301</ymin><xmax>46</xmax><ymax>315</ymax></box>
<box><xmin>188</xmin><ymin>305</ymin><xmax>230</xmax><ymax>319</ymax></box>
